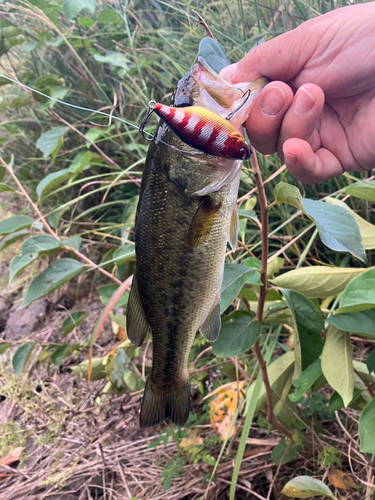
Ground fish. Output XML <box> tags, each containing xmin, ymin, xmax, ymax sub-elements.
<box><xmin>146</xmin><ymin>102</ymin><xmax>251</xmax><ymax>160</ymax></box>
<box><xmin>127</xmin><ymin>57</ymin><xmax>266</xmax><ymax>428</ymax></box>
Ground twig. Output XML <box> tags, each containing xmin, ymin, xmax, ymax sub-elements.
<box><xmin>192</xmin><ymin>11</ymin><xmax>216</xmax><ymax>40</ymax></box>
<box><xmin>354</xmin><ymin>368</ymin><xmax>375</xmax><ymax>398</ymax></box>
<box><xmin>0</xmin><ymin>156</ymin><xmax>121</xmax><ymax>285</ymax></box>
<box><xmin>248</xmin><ymin>148</ymin><xmax>293</xmax><ymax>441</ymax></box>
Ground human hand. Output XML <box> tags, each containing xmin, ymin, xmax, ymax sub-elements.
<box><xmin>221</xmin><ymin>3</ymin><xmax>375</xmax><ymax>184</ymax></box>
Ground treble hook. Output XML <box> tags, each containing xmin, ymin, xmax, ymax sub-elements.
<box><xmin>225</xmin><ymin>89</ymin><xmax>251</xmax><ymax>121</ymax></box>
<box><xmin>139</xmin><ymin>100</ymin><xmax>157</xmax><ymax>141</ymax></box>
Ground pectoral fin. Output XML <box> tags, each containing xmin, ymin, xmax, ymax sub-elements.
<box><xmin>228</xmin><ymin>204</ymin><xmax>239</xmax><ymax>252</ymax></box>
<box><xmin>187</xmin><ymin>197</ymin><xmax>222</xmax><ymax>248</ymax></box>
<box><xmin>127</xmin><ymin>270</ymin><xmax>150</xmax><ymax>347</ymax></box>
<box><xmin>199</xmin><ymin>302</ymin><xmax>221</xmax><ymax>342</ymax></box>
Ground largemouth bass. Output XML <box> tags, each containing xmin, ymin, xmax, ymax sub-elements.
<box><xmin>127</xmin><ymin>61</ymin><xmax>266</xmax><ymax>428</ymax></box>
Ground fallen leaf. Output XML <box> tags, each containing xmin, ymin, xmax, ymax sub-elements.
<box><xmin>209</xmin><ymin>381</ymin><xmax>246</xmax><ymax>440</ymax></box>
<box><xmin>0</xmin><ymin>447</ymin><xmax>23</xmax><ymax>466</ymax></box>
<box><xmin>329</xmin><ymin>470</ymin><xmax>358</xmax><ymax>490</ymax></box>
<box><xmin>179</xmin><ymin>428</ymin><xmax>203</xmax><ymax>449</ymax></box>
<box><xmin>111</xmin><ymin>321</ymin><xmax>128</xmax><ymax>341</ymax></box>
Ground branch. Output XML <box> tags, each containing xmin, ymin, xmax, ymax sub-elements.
<box><xmin>0</xmin><ymin>156</ymin><xmax>121</xmax><ymax>285</ymax></box>
<box><xmin>192</xmin><ymin>11</ymin><xmax>216</xmax><ymax>40</ymax></box>
<box><xmin>248</xmin><ymin>148</ymin><xmax>293</xmax><ymax>441</ymax></box>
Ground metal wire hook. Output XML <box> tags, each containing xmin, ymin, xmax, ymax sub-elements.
<box><xmin>139</xmin><ymin>100</ymin><xmax>157</xmax><ymax>141</ymax></box>
<box><xmin>225</xmin><ymin>89</ymin><xmax>251</xmax><ymax>121</ymax></box>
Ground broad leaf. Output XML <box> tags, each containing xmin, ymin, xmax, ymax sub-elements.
<box><xmin>106</xmin><ymin>349</ymin><xmax>128</xmax><ymax>388</ymax></box>
<box><xmin>63</xmin><ymin>235</ymin><xmax>81</xmax><ymax>251</ymax></box>
<box><xmin>97</xmin><ymin>284</ymin><xmax>129</xmax><ymax>307</ymax></box>
<box><xmin>329</xmin><ymin>388</ymin><xmax>362</xmax><ymax>413</ymax></box>
<box><xmin>220</xmin><ymin>264</ymin><xmax>261</xmax><ymax>313</ymax></box>
<box><xmin>237</xmin><ymin>209</ymin><xmax>258</xmax><ymax>223</ymax></box>
<box><xmin>0</xmin><ymin>215</ymin><xmax>33</xmax><ymax>236</ymax></box>
<box><xmin>245</xmin><ymin>350</ymin><xmax>295</xmax><ymax>414</ymax></box>
<box><xmin>62</xmin><ymin>311</ymin><xmax>87</xmax><ymax>336</ymax></box>
<box><xmin>21</xmin><ymin>258</ymin><xmax>84</xmax><ymax>308</ymax></box>
<box><xmin>0</xmin><ymin>230</ymin><xmax>29</xmax><ymax>251</ymax></box>
<box><xmin>68</xmin><ymin>151</ymin><xmax>93</xmax><ymax>174</ymax></box>
<box><xmin>36</xmin><ymin>169</ymin><xmax>73</xmax><ymax>199</ymax></box>
<box><xmin>359</xmin><ymin>398</ymin><xmax>375</xmax><ymax>453</ymax></box>
<box><xmin>321</xmin><ymin>326</ymin><xmax>354</xmax><ymax>406</ymax></box>
<box><xmin>12</xmin><ymin>343</ymin><xmax>35</xmax><ymax>374</ymax></box>
<box><xmin>0</xmin><ymin>182</ymin><xmax>15</xmax><ymax>192</ymax></box>
<box><xmin>71</xmin><ymin>357</ymin><xmax>106</xmax><ymax>381</ymax></box>
<box><xmin>51</xmin><ymin>345</ymin><xmax>68</xmax><ymax>367</ymax></box>
<box><xmin>281</xmin><ymin>289</ymin><xmax>323</xmax><ymax>374</ymax></box>
<box><xmin>197</xmin><ymin>37</ymin><xmax>229</xmax><ymax>73</ymax></box>
<box><xmin>271</xmin><ymin>266</ymin><xmax>365</xmax><ymax>299</ymax></box>
<box><xmin>212</xmin><ymin>312</ymin><xmax>260</xmax><ymax>357</ymax></box>
<box><xmin>93</xmin><ymin>52</ymin><xmax>128</xmax><ymax>68</ymax></box>
<box><xmin>302</xmin><ymin>198</ymin><xmax>365</xmax><ymax>263</ymax></box>
<box><xmin>9</xmin><ymin>235</ymin><xmax>61</xmax><ymax>283</ymax></box>
<box><xmin>272</xmin><ymin>439</ymin><xmax>303</xmax><ymax>465</ymax></box>
<box><xmin>289</xmin><ymin>359</ymin><xmax>322</xmax><ymax>402</ymax></box>
<box><xmin>273</xmin><ymin>182</ymin><xmax>304</xmax><ymax>211</ymax></box>
<box><xmin>344</xmin><ymin>180</ymin><xmax>375</xmax><ymax>202</ymax></box>
<box><xmin>335</xmin><ymin>268</ymin><xmax>375</xmax><ymax>314</ymax></box>
<box><xmin>36</xmin><ymin>127</ymin><xmax>68</xmax><ymax>159</ymax></box>
<box><xmin>33</xmin><ymin>74</ymin><xmax>64</xmax><ymax>88</ymax></box>
<box><xmin>282</xmin><ymin>476</ymin><xmax>335</xmax><ymax>498</ymax></box>
<box><xmin>98</xmin><ymin>9</ymin><xmax>122</xmax><ymax>23</ymax></box>
<box><xmin>113</xmin><ymin>245</ymin><xmax>135</xmax><ymax>265</ymax></box>
<box><xmin>327</xmin><ymin>309</ymin><xmax>375</xmax><ymax>339</ymax></box>
<box><xmin>0</xmin><ymin>343</ymin><xmax>12</xmax><ymax>354</ymax></box>
<box><xmin>65</xmin><ymin>0</ymin><xmax>97</xmax><ymax>19</ymax></box>
<box><xmin>326</xmin><ymin>197</ymin><xmax>375</xmax><ymax>250</ymax></box>
<box><xmin>366</xmin><ymin>350</ymin><xmax>375</xmax><ymax>374</ymax></box>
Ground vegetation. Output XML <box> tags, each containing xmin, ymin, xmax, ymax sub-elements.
<box><xmin>0</xmin><ymin>0</ymin><xmax>374</xmax><ymax>499</ymax></box>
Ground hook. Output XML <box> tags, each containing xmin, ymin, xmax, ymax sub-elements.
<box><xmin>139</xmin><ymin>100</ymin><xmax>157</xmax><ymax>141</ymax></box>
<box><xmin>225</xmin><ymin>89</ymin><xmax>251</xmax><ymax>121</ymax></box>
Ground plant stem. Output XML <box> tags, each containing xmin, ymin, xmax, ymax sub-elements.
<box><xmin>0</xmin><ymin>156</ymin><xmax>121</xmax><ymax>285</ymax></box>
<box><xmin>249</xmin><ymin>148</ymin><xmax>293</xmax><ymax>441</ymax></box>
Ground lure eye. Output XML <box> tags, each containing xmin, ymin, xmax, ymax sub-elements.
<box><xmin>239</xmin><ymin>147</ymin><xmax>247</xmax><ymax>159</ymax></box>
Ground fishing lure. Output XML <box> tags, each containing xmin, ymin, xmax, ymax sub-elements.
<box><xmin>139</xmin><ymin>97</ymin><xmax>251</xmax><ymax>160</ymax></box>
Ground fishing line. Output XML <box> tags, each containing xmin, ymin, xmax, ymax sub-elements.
<box><xmin>0</xmin><ymin>73</ymin><xmax>203</xmax><ymax>155</ymax></box>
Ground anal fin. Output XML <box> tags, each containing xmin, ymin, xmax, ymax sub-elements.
<box><xmin>199</xmin><ymin>302</ymin><xmax>221</xmax><ymax>342</ymax></box>
<box><xmin>127</xmin><ymin>270</ymin><xmax>150</xmax><ymax>347</ymax></box>
<box><xmin>228</xmin><ymin>204</ymin><xmax>239</xmax><ymax>252</ymax></box>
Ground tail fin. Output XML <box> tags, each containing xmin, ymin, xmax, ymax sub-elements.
<box><xmin>139</xmin><ymin>376</ymin><xmax>191</xmax><ymax>428</ymax></box>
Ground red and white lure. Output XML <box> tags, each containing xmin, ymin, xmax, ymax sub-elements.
<box><xmin>139</xmin><ymin>98</ymin><xmax>251</xmax><ymax>160</ymax></box>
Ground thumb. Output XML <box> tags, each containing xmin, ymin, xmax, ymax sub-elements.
<box><xmin>231</xmin><ymin>28</ymin><xmax>313</xmax><ymax>85</ymax></box>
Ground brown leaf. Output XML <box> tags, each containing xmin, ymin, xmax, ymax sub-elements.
<box><xmin>111</xmin><ymin>321</ymin><xmax>128</xmax><ymax>341</ymax></box>
<box><xmin>0</xmin><ymin>447</ymin><xmax>23</xmax><ymax>466</ymax></box>
<box><xmin>329</xmin><ymin>470</ymin><xmax>357</xmax><ymax>491</ymax></box>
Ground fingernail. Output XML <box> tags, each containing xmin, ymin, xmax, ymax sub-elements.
<box><xmin>293</xmin><ymin>87</ymin><xmax>315</xmax><ymax>115</ymax></box>
<box><xmin>260</xmin><ymin>86</ymin><xmax>286</xmax><ymax>117</ymax></box>
<box><xmin>284</xmin><ymin>150</ymin><xmax>297</xmax><ymax>166</ymax></box>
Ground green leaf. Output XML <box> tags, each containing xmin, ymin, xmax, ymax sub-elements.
<box><xmin>9</xmin><ymin>235</ymin><xmax>61</xmax><ymax>283</ymax></box>
<box><xmin>0</xmin><ymin>343</ymin><xmax>12</xmax><ymax>354</ymax></box>
<box><xmin>64</xmin><ymin>0</ymin><xmax>97</xmax><ymax>19</ymax></box>
<box><xmin>0</xmin><ymin>183</ymin><xmax>15</xmax><ymax>193</ymax></box>
<box><xmin>110</xmin><ymin>313</ymin><xmax>127</xmax><ymax>329</ymax></box>
<box><xmin>36</xmin><ymin>127</ymin><xmax>68</xmax><ymax>159</ymax></box>
<box><xmin>302</xmin><ymin>198</ymin><xmax>365</xmax><ymax>263</ymax></box>
<box><xmin>36</xmin><ymin>169</ymin><xmax>73</xmax><ymax>199</ymax></box>
<box><xmin>326</xmin><ymin>197</ymin><xmax>375</xmax><ymax>250</ymax></box>
<box><xmin>328</xmin><ymin>388</ymin><xmax>362</xmax><ymax>413</ymax></box>
<box><xmin>366</xmin><ymin>350</ymin><xmax>375</xmax><ymax>374</ymax></box>
<box><xmin>271</xmin><ymin>266</ymin><xmax>366</xmax><ymax>299</ymax></box>
<box><xmin>335</xmin><ymin>268</ymin><xmax>375</xmax><ymax>314</ymax></box>
<box><xmin>273</xmin><ymin>182</ymin><xmax>304</xmax><ymax>211</ymax></box>
<box><xmin>237</xmin><ymin>209</ymin><xmax>258</xmax><ymax>222</ymax></box>
<box><xmin>327</xmin><ymin>309</ymin><xmax>375</xmax><ymax>339</ymax></box>
<box><xmin>344</xmin><ymin>180</ymin><xmax>375</xmax><ymax>202</ymax></box>
<box><xmin>84</xmin><ymin>127</ymin><xmax>104</xmax><ymax>144</ymax></box>
<box><xmin>63</xmin><ymin>235</ymin><xmax>81</xmax><ymax>251</ymax></box>
<box><xmin>78</xmin><ymin>17</ymin><xmax>94</xmax><ymax>27</ymax></box>
<box><xmin>212</xmin><ymin>312</ymin><xmax>260</xmax><ymax>357</ymax></box>
<box><xmin>12</xmin><ymin>343</ymin><xmax>35</xmax><ymax>374</ymax></box>
<box><xmin>282</xmin><ymin>476</ymin><xmax>335</xmax><ymax>498</ymax></box>
<box><xmin>97</xmin><ymin>284</ymin><xmax>129</xmax><ymax>307</ymax></box>
<box><xmin>243</xmin><ymin>257</ymin><xmax>261</xmax><ymax>269</ymax></box>
<box><xmin>246</xmin><ymin>350</ymin><xmax>295</xmax><ymax>414</ymax></box>
<box><xmin>0</xmin><ymin>229</ymin><xmax>29</xmax><ymax>251</ymax></box>
<box><xmin>113</xmin><ymin>245</ymin><xmax>135</xmax><ymax>265</ymax></box>
<box><xmin>359</xmin><ymin>398</ymin><xmax>375</xmax><ymax>453</ymax></box>
<box><xmin>197</xmin><ymin>37</ymin><xmax>229</xmax><ymax>73</ymax></box>
<box><xmin>281</xmin><ymin>289</ymin><xmax>323</xmax><ymax>373</ymax></box>
<box><xmin>93</xmin><ymin>52</ymin><xmax>128</xmax><ymax>68</ymax></box>
<box><xmin>0</xmin><ymin>215</ymin><xmax>34</xmax><ymax>236</ymax></box>
<box><xmin>107</xmin><ymin>349</ymin><xmax>127</xmax><ymax>388</ymax></box>
<box><xmin>68</xmin><ymin>151</ymin><xmax>93</xmax><ymax>173</ymax></box>
<box><xmin>51</xmin><ymin>344</ymin><xmax>68</xmax><ymax>367</ymax></box>
<box><xmin>71</xmin><ymin>357</ymin><xmax>106</xmax><ymax>381</ymax></box>
<box><xmin>321</xmin><ymin>326</ymin><xmax>354</xmax><ymax>406</ymax></box>
<box><xmin>271</xmin><ymin>439</ymin><xmax>303</xmax><ymax>465</ymax></box>
<box><xmin>9</xmin><ymin>96</ymin><xmax>33</xmax><ymax>109</ymax></box>
<box><xmin>98</xmin><ymin>9</ymin><xmax>122</xmax><ymax>23</ymax></box>
<box><xmin>220</xmin><ymin>264</ymin><xmax>261</xmax><ymax>313</ymax></box>
<box><xmin>21</xmin><ymin>258</ymin><xmax>84</xmax><ymax>308</ymax></box>
<box><xmin>267</xmin><ymin>257</ymin><xmax>284</xmax><ymax>279</ymax></box>
<box><xmin>124</xmin><ymin>370</ymin><xmax>139</xmax><ymax>391</ymax></box>
<box><xmin>33</xmin><ymin>74</ymin><xmax>64</xmax><ymax>88</ymax></box>
<box><xmin>62</xmin><ymin>311</ymin><xmax>87</xmax><ymax>336</ymax></box>
<box><xmin>289</xmin><ymin>359</ymin><xmax>322</xmax><ymax>403</ymax></box>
